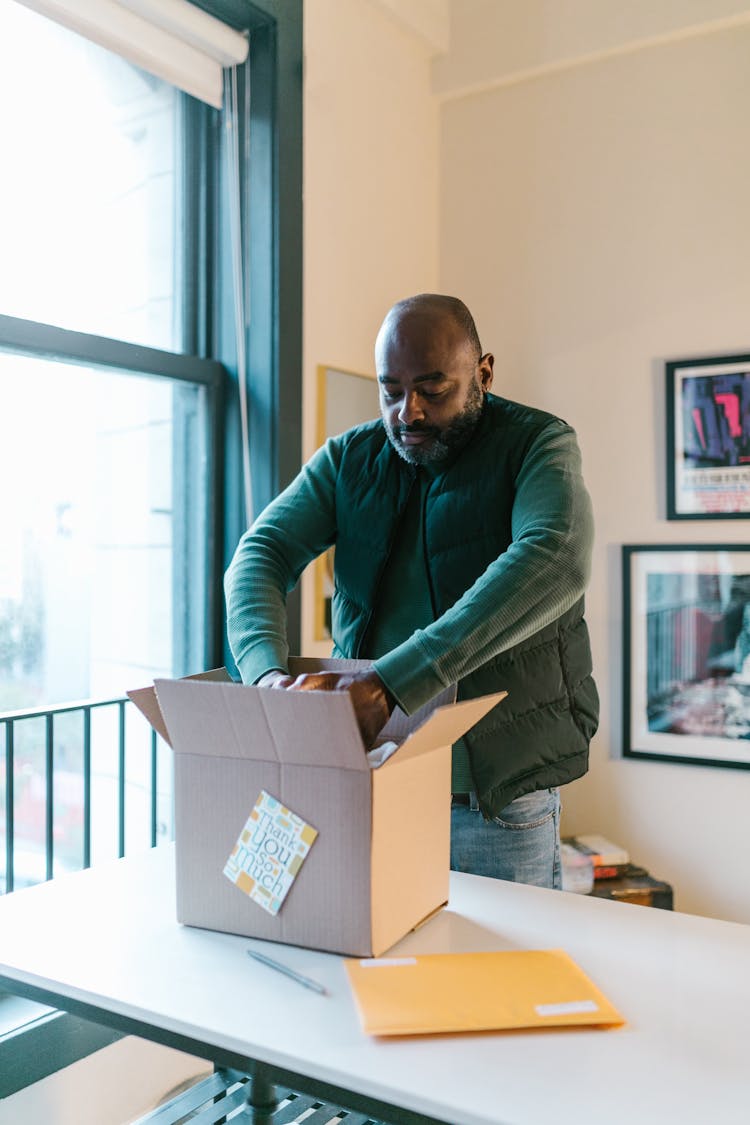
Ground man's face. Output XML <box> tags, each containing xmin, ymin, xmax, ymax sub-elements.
<box><xmin>376</xmin><ymin>312</ymin><xmax>493</xmax><ymax>467</ymax></box>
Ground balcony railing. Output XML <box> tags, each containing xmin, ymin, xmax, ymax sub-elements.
<box><xmin>1</xmin><ymin>696</ymin><xmax>165</xmax><ymax>895</ymax></box>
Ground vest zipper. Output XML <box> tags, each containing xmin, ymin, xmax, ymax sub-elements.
<box><xmin>421</xmin><ymin>474</ymin><xmax>439</xmax><ymax>619</ymax></box>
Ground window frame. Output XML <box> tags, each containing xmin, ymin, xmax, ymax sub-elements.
<box><xmin>0</xmin><ymin>0</ymin><xmax>303</xmax><ymax>1095</ymax></box>
<box><xmin>0</xmin><ymin>315</ymin><xmax>226</xmax><ymax>678</ymax></box>
<box><xmin>209</xmin><ymin>0</ymin><xmax>305</xmax><ymax>662</ymax></box>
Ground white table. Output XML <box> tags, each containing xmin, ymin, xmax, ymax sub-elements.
<box><xmin>0</xmin><ymin>844</ymin><xmax>748</xmax><ymax>1125</ymax></box>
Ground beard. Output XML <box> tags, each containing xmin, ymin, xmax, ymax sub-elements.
<box><xmin>383</xmin><ymin>379</ymin><xmax>485</xmax><ymax>466</ymax></box>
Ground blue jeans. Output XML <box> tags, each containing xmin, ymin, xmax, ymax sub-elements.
<box><xmin>450</xmin><ymin>788</ymin><xmax>562</xmax><ymax>889</ymax></box>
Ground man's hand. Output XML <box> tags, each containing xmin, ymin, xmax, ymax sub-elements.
<box><xmin>256</xmin><ymin>670</ymin><xmax>295</xmax><ymax>689</ymax></box>
<box><xmin>282</xmin><ymin>669</ymin><xmax>396</xmax><ymax>750</ymax></box>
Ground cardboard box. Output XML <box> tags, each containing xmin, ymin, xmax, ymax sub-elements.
<box><xmin>129</xmin><ymin>658</ymin><xmax>505</xmax><ymax>957</ymax></box>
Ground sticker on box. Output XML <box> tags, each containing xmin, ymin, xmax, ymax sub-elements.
<box><xmin>223</xmin><ymin>790</ymin><xmax>318</xmax><ymax>916</ymax></box>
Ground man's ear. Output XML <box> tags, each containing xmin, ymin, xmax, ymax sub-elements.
<box><xmin>479</xmin><ymin>352</ymin><xmax>494</xmax><ymax>392</ymax></box>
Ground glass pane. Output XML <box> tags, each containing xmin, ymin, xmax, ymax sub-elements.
<box><xmin>0</xmin><ymin>5</ymin><xmax>181</xmax><ymax>350</ymax></box>
<box><xmin>52</xmin><ymin>710</ymin><xmax>85</xmax><ymax>873</ymax></box>
<box><xmin>10</xmin><ymin>716</ymin><xmax>52</xmax><ymax>890</ymax></box>
<box><xmin>0</xmin><ymin>726</ymin><xmax>7</xmax><ymax>891</ymax></box>
<box><xmin>89</xmin><ymin>704</ymin><xmax>122</xmax><ymax>868</ymax></box>
<box><xmin>0</xmin><ymin>352</ymin><xmax>208</xmax><ymax>712</ymax></box>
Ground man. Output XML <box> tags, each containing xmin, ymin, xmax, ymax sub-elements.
<box><xmin>225</xmin><ymin>294</ymin><xmax>598</xmax><ymax>889</ymax></box>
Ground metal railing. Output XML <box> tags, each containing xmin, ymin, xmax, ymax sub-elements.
<box><xmin>1</xmin><ymin>696</ymin><xmax>161</xmax><ymax>895</ymax></box>
<box><xmin>132</xmin><ymin>1069</ymin><xmax>398</xmax><ymax>1125</ymax></box>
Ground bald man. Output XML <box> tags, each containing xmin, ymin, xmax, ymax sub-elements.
<box><xmin>225</xmin><ymin>294</ymin><xmax>598</xmax><ymax>888</ymax></box>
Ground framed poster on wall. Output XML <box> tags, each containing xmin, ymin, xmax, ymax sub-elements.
<box><xmin>666</xmin><ymin>353</ymin><xmax>750</xmax><ymax>518</ymax></box>
<box><xmin>314</xmin><ymin>365</ymin><xmax>381</xmax><ymax>641</ymax></box>
<box><xmin>623</xmin><ymin>544</ymin><xmax>750</xmax><ymax>770</ymax></box>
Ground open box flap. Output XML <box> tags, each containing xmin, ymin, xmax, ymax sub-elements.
<box><xmin>153</xmin><ymin>678</ymin><xmax>273</xmax><ymax>761</ymax></box>
<box><xmin>127</xmin><ymin>668</ymin><xmax>233</xmax><ymax>748</ymax></box>
<box><xmin>376</xmin><ymin>683</ymin><xmax>457</xmax><ymax>745</ymax></box>
<box><xmin>127</xmin><ymin>685</ymin><xmax>173</xmax><ymax>747</ymax></box>
<box><xmin>257</xmin><ymin>685</ymin><xmax>368</xmax><ymax>770</ymax></box>
<box><xmin>130</xmin><ymin>662</ymin><xmax>498</xmax><ymax>771</ymax></box>
<box><xmin>152</xmin><ymin>677</ymin><xmax>369</xmax><ymax>770</ymax></box>
<box><xmin>382</xmin><ymin>691</ymin><xmax>508</xmax><ymax>766</ymax></box>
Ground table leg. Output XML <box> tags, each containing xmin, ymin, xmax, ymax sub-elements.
<box><xmin>237</xmin><ymin>1067</ymin><xmax>279</xmax><ymax>1123</ymax></box>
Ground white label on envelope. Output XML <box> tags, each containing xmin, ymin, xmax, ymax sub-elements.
<box><xmin>535</xmin><ymin>1000</ymin><xmax>599</xmax><ymax>1017</ymax></box>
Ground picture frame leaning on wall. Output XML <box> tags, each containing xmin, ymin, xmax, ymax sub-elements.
<box><xmin>623</xmin><ymin>544</ymin><xmax>750</xmax><ymax>770</ymax></box>
<box><xmin>666</xmin><ymin>353</ymin><xmax>750</xmax><ymax>519</ymax></box>
<box><xmin>313</xmin><ymin>365</ymin><xmax>381</xmax><ymax>642</ymax></box>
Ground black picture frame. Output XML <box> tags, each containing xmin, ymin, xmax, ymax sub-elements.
<box><xmin>623</xmin><ymin>544</ymin><xmax>750</xmax><ymax>770</ymax></box>
<box><xmin>666</xmin><ymin>353</ymin><xmax>750</xmax><ymax>519</ymax></box>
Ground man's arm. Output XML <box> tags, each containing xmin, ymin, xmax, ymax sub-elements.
<box><xmin>224</xmin><ymin>441</ymin><xmax>340</xmax><ymax>685</ymax></box>
<box><xmin>373</xmin><ymin>420</ymin><xmax>594</xmax><ymax>714</ymax></box>
<box><xmin>226</xmin><ymin>436</ymin><xmax>395</xmax><ymax>747</ymax></box>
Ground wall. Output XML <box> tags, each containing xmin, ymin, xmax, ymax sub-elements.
<box><xmin>438</xmin><ymin>3</ymin><xmax>750</xmax><ymax>922</ymax></box>
<box><xmin>433</xmin><ymin>0</ymin><xmax>750</xmax><ymax>96</ymax></box>
<box><xmin>301</xmin><ymin>0</ymin><xmax>441</xmax><ymax>654</ymax></box>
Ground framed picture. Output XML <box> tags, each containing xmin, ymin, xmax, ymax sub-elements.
<box><xmin>313</xmin><ymin>365</ymin><xmax>380</xmax><ymax>641</ymax></box>
<box><xmin>623</xmin><ymin>545</ymin><xmax>750</xmax><ymax>769</ymax></box>
<box><xmin>666</xmin><ymin>353</ymin><xmax>750</xmax><ymax>518</ymax></box>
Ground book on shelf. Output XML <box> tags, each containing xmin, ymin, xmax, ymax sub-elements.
<box><xmin>562</xmin><ymin>835</ymin><xmax>631</xmax><ymax>879</ymax></box>
<box><xmin>591</xmin><ymin>863</ymin><xmax>632</xmax><ymax>880</ymax></box>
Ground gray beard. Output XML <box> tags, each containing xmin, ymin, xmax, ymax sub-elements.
<box><xmin>384</xmin><ymin>381</ymin><xmax>484</xmax><ymax>466</ymax></box>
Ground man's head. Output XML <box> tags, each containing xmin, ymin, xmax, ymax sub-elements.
<box><xmin>375</xmin><ymin>294</ymin><xmax>494</xmax><ymax>467</ymax></box>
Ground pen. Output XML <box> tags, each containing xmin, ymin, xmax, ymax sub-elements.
<box><xmin>247</xmin><ymin>949</ymin><xmax>328</xmax><ymax>995</ymax></box>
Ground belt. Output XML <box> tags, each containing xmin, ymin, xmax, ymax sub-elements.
<box><xmin>451</xmin><ymin>792</ymin><xmax>472</xmax><ymax>806</ymax></box>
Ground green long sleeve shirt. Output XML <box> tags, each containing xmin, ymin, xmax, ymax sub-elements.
<box><xmin>224</xmin><ymin>414</ymin><xmax>594</xmax><ymax>734</ymax></box>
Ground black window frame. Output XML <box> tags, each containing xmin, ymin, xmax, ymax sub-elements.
<box><xmin>0</xmin><ymin>0</ymin><xmax>302</xmax><ymax>1096</ymax></box>
<box><xmin>0</xmin><ymin>317</ymin><xmax>225</xmax><ymax>680</ymax></box>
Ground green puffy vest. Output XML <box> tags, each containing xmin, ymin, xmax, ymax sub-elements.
<box><xmin>328</xmin><ymin>395</ymin><xmax>599</xmax><ymax>818</ymax></box>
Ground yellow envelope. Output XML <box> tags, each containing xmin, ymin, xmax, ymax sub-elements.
<box><xmin>345</xmin><ymin>948</ymin><xmax>625</xmax><ymax>1036</ymax></box>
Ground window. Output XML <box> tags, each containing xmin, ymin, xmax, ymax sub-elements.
<box><xmin>0</xmin><ymin>10</ymin><xmax>221</xmax><ymax>893</ymax></box>
<box><xmin>0</xmin><ymin>0</ymin><xmax>302</xmax><ymax>1095</ymax></box>
<box><xmin>0</xmin><ymin>4</ymin><xmax>183</xmax><ymax>349</ymax></box>
<box><xmin>0</xmin><ymin>351</ymin><xmax>216</xmax><ymax>891</ymax></box>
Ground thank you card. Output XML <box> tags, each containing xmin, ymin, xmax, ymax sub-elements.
<box><xmin>223</xmin><ymin>790</ymin><xmax>318</xmax><ymax>915</ymax></box>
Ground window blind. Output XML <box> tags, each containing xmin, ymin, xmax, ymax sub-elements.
<box><xmin>13</xmin><ymin>0</ymin><xmax>248</xmax><ymax>107</ymax></box>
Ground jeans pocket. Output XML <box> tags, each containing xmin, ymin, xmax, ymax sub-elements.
<box><xmin>492</xmin><ymin>788</ymin><xmax>559</xmax><ymax>831</ymax></box>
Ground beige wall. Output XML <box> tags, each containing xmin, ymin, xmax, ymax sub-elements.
<box><xmin>438</xmin><ymin>14</ymin><xmax>750</xmax><ymax>923</ymax></box>
<box><xmin>302</xmin><ymin>0</ymin><xmax>441</xmax><ymax>654</ymax></box>
<box><xmin>433</xmin><ymin>0</ymin><xmax>750</xmax><ymax>96</ymax></box>
<box><xmin>303</xmin><ymin>0</ymin><xmax>750</xmax><ymax>923</ymax></box>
